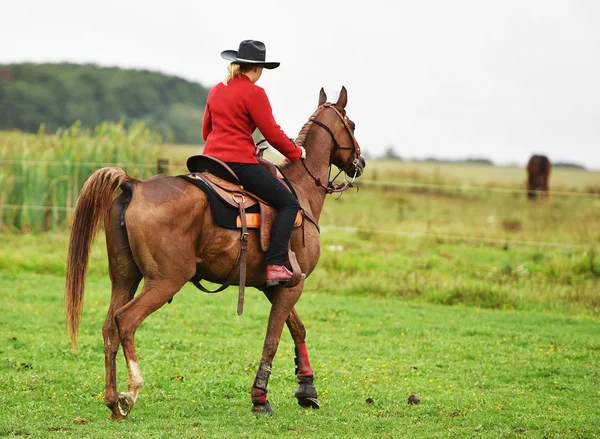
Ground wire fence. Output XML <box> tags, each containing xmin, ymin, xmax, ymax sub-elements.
<box><xmin>321</xmin><ymin>226</ymin><xmax>592</xmax><ymax>249</ymax></box>
<box><xmin>0</xmin><ymin>203</ymin><xmax>594</xmax><ymax>249</ymax></box>
<box><xmin>0</xmin><ymin>159</ymin><xmax>158</xmax><ymax>169</ymax></box>
<box><xmin>2</xmin><ymin>204</ymin><xmax>73</xmax><ymax>211</ymax></box>
<box><xmin>2</xmin><ymin>158</ymin><xmax>598</xmax><ymax>249</ymax></box>
<box><xmin>358</xmin><ymin>179</ymin><xmax>600</xmax><ymax>199</ymax></box>
<box><xmin>2</xmin><ymin>158</ymin><xmax>600</xmax><ymax>198</ymax></box>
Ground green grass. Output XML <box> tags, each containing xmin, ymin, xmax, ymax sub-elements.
<box><xmin>1</xmin><ymin>230</ymin><xmax>598</xmax><ymax>315</ymax></box>
<box><xmin>1</xmin><ymin>268</ymin><xmax>599</xmax><ymax>438</ymax></box>
<box><xmin>1</xmin><ymin>155</ymin><xmax>599</xmax><ymax>437</ymax></box>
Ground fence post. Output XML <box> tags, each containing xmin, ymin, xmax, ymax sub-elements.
<box><xmin>157</xmin><ymin>158</ymin><xmax>169</xmax><ymax>175</ymax></box>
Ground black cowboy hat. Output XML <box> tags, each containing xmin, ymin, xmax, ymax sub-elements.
<box><xmin>220</xmin><ymin>40</ymin><xmax>280</xmax><ymax>69</ymax></box>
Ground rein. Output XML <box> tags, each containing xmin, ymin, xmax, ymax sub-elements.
<box><xmin>300</xmin><ymin>102</ymin><xmax>362</xmax><ymax>195</ymax></box>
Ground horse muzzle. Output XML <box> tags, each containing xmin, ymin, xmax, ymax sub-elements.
<box><xmin>347</xmin><ymin>155</ymin><xmax>366</xmax><ymax>178</ymax></box>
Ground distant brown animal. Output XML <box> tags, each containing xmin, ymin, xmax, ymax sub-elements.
<box><xmin>408</xmin><ymin>394</ymin><xmax>420</xmax><ymax>405</ymax></box>
<box><xmin>526</xmin><ymin>155</ymin><xmax>551</xmax><ymax>200</ymax></box>
<box><xmin>64</xmin><ymin>87</ymin><xmax>365</xmax><ymax>418</ymax></box>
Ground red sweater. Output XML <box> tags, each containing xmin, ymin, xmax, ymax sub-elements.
<box><xmin>202</xmin><ymin>75</ymin><xmax>302</xmax><ymax>164</ymax></box>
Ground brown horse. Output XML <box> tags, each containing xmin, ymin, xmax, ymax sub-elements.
<box><xmin>527</xmin><ymin>154</ymin><xmax>551</xmax><ymax>200</ymax></box>
<box><xmin>65</xmin><ymin>86</ymin><xmax>365</xmax><ymax>418</ymax></box>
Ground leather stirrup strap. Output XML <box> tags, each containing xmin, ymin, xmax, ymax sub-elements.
<box><xmin>237</xmin><ymin>197</ymin><xmax>249</xmax><ymax>315</ymax></box>
<box><xmin>285</xmin><ymin>242</ymin><xmax>303</xmax><ymax>288</ymax></box>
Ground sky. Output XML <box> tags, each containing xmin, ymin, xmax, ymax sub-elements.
<box><xmin>3</xmin><ymin>0</ymin><xmax>600</xmax><ymax>169</ymax></box>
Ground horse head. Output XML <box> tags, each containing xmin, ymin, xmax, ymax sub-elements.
<box><xmin>294</xmin><ymin>87</ymin><xmax>366</xmax><ymax>194</ymax></box>
<box><xmin>314</xmin><ymin>86</ymin><xmax>366</xmax><ymax>179</ymax></box>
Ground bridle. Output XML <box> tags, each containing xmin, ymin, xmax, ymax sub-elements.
<box><xmin>300</xmin><ymin>102</ymin><xmax>363</xmax><ymax>194</ymax></box>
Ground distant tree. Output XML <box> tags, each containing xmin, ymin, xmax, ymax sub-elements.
<box><xmin>415</xmin><ymin>156</ymin><xmax>494</xmax><ymax>165</ymax></box>
<box><xmin>0</xmin><ymin>63</ymin><xmax>211</xmax><ymax>144</ymax></box>
<box><xmin>381</xmin><ymin>145</ymin><xmax>403</xmax><ymax>160</ymax></box>
<box><xmin>464</xmin><ymin>158</ymin><xmax>495</xmax><ymax>166</ymax></box>
<box><xmin>553</xmin><ymin>162</ymin><xmax>586</xmax><ymax>170</ymax></box>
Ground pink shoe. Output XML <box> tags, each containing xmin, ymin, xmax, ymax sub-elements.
<box><xmin>266</xmin><ymin>265</ymin><xmax>294</xmax><ymax>286</ymax></box>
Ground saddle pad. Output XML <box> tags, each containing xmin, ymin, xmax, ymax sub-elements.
<box><xmin>178</xmin><ymin>174</ymin><xmax>303</xmax><ymax>252</ymax></box>
<box><xmin>178</xmin><ymin>174</ymin><xmax>259</xmax><ymax>229</ymax></box>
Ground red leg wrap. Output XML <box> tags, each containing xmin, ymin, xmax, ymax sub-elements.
<box><xmin>295</xmin><ymin>342</ymin><xmax>314</xmax><ymax>378</ymax></box>
<box><xmin>251</xmin><ymin>387</ymin><xmax>268</xmax><ymax>404</ymax></box>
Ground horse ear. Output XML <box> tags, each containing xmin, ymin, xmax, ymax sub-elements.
<box><xmin>335</xmin><ymin>86</ymin><xmax>348</xmax><ymax>109</ymax></box>
<box><xmin>318</xmin><ymin>88</ymin><xmax>327</xmax><ymax>106</ymax></box>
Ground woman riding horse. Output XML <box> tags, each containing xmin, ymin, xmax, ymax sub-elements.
<box><xmin>65</xmin><ymin>75</ymin><xmax>365</xmax><ymax>417</ymax></box>
<box><xmin>202</xmin><ymin>40</ymin><xmax>306</xmax><ymax>285</ymax></box>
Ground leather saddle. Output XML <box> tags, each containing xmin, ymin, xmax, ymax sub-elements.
<box><xmin>186</xmin><ymin>154</ymin><xmax>303</xmax><ymax>253</ymax></box>
<box><xmin>183</xmin><ymin>154</ymin><xmax>305</xmax><ymax>315</ymax></box>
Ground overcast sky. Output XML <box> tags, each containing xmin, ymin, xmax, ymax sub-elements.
<box><xmin>3</xmin><ymin>0</ymin><xmax>600</xmax><ymax>169</ymax></box>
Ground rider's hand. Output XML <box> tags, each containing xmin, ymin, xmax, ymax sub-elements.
<box><xmin>299</xmin><ymin>146</ymin><xmax>306</xmax><ymax>160</ymax></box>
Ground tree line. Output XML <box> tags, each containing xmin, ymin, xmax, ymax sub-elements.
<box><xmin>0</xmin><ymin>63</ymin><xmax>210</xmax><ymax>144</ymax></box>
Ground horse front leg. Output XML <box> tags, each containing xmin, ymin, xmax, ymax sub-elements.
<box><xmin>287</xmin><ymin>308</ymin><xmax>319</xmax><ymax>409</ymax></box>
<box><xmin>258</xmin><ymin>288</ymin><xmax>319</xmax><ymax>411</ymax></box>
<box><xmin>252</xmin><ymin>284</ymin><xmax>303</xmax><ymax>414</ymax></box>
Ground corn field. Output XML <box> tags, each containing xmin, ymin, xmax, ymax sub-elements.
<box><xmin>0</xmin><ymin>121</ymin><xmax>161</xmax><ymax>232</ymax></box>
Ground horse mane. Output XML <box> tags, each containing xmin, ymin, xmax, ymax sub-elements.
<box><xmin>280</xmin><ymin>105</ymin><xmax>324</xmax><ymax>169</ymax></box>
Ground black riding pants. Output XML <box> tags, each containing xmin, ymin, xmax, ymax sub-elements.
<box><xmin>227</xmin><ymin>163</ymin><xmax>299</xmax><ymax>266</ymax></box>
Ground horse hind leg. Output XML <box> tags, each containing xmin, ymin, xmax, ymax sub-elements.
<box><xmin>103</xmin><ymin>263</ymin><xmax>141</xmax><ymax>420</ymax></box>
<box><xmin>103</xmin><ymin>195</ymin><xmax>142</xmax><ymax>420</ymax></box>
<box><xmin>112</xmin><ymin>275</ymin><xmax>188</xmax><ymax>418</ymax></box>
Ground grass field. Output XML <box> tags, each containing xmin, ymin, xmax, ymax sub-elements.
<box><xmin>1</xmin><ymin>260</ymin><xmax>599</xmax><ymax>438</ymax></box>
<box><xmin>1</xmin><ymin>234</ymin><xmax>599</xmax><ymax>438</ymax></box>
<box><xmin>1</xmin><ymin>151</ymin><xmax>599</xmax><ymax>438</ymax></box>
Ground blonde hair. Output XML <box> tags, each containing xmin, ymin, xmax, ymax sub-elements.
<box><xmin>223</xmin><ymin>62</ymin><xmax>256</xmax><ymax>85</ymax></box>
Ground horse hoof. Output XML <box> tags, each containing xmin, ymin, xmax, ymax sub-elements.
<box><xmin>251</xmin><ymin>401</ymin><xmax>274</xmax><ymax>415</ymax></box>
<box><xmin>296</xmin><ymin>397</ymin><xmax>320</xmax><ymax>409</ymax></box>
<box><xmin>117</xmin><ymin>392</ymin><xmax>134</xmax><ymax>417</ymax></box>
<box><xmin>295</xmin><ymin>381</ymin><xmax>319</xmax><ymax>409</ymax></box>
<box><xmin>110</xmin><ymin>411</ymin><xmax>128</xmax><ymax>421</ymax></box>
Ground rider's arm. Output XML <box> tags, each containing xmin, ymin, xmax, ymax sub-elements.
<box><xmin>202</xmin><ymin>104</ymin><xmax>212</xmax><ymax>141</ymax></box>
<box><xmin>248</xmin><ymin>87</ymin><xmax>302</xmax><ymax>162</ymax></box>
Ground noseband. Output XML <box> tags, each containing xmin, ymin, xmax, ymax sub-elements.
<box><xmin>301</xmin><ymin>103</ymin><xmax>363</xmax><ymax>194</ymax></box>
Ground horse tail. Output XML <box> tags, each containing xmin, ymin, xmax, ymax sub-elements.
<box><xmin>65</xmin><ymin>167</ymin><xmax>132</xmax><ymax>352</ymax></box>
